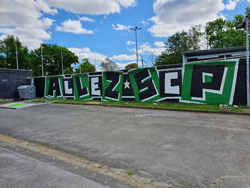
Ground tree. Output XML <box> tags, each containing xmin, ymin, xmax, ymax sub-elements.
<box><xmin>155</xmin><ymin>25</ymin><xmax>203</xmax><ymax>66</ymax></box>
<box><xmin>205</xmin><ymin>18</ymin><xmax>227</xmax><ymax>49</ymax></box>
<box><xmin>155</xmin><ymin>6</ymin><xmax>250</xmax><ymax>66</ymax></box>
<box><xmin>205</xmin><ymin>7</ymin><xmax>250</xmax><ymax>49</ymax></box>
<box><xmin>205</xmin><ymin>18</ymin><xmax>246</xmax><ymax>49</ymax></box>
<box><xmin>30</xmin><ymin>43</ymin><xmax>78</xmax><ymax>76</ymax></box>
<box><xmin>101</xmin><ymin>58</ymin><xmax>118</xmax><ymax>71</ymax></box>
<box><xmin>186</xmin><ymin>25</ymin><xmax>203</xmax><ymax>51</ymax></box>
<box><xmin>149</xmin><ymin>55</ymin><xmax>157</xmax><ymax>66</ymax></box>
<box><xmin>0</xmin><ymin>35</ymin><xmax>31</xmax><ymax>69</ymax></box>
<box><xmin>157</xmin><ymin>31</ymin><xmax>189</xmax><ymax>65</ymax></box>
<box><xmin>125</xmin><ymin>63</ymin><xmax>138</xmax><ymax>70</ymax></box>
<box><xmin>75</xmin><ymin>58</ymin><xmax>95</xmax><ymax>73</ymax></box>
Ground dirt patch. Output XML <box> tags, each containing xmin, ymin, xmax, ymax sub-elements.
<box><xmin>0</xmin><ymin>99</ymin><xmax>14</xmax><ymax>104</ymax></box>
<box><xmin>240</xmin><ymin>109</ymin><xmax>250</xmax><ymax>113</ymax></box>
<box><xmin>85</xmin><ymin>101</ymin><xmax>102</xmax><ymax>105</ymax></box>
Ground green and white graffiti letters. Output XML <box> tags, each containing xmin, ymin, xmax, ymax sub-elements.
<box><xmin>72</xmin><ymin>73</ymin><xmax>91</xmax><ymax>100</ymax></box>
<box><xmin>181</xmin><ymin>60</ymin><xmax>239</xmax><ymax>105</ymax></box>
<box><xmin>129</xmin><ymin>67</ymin><xmax>161</xmax><ymax>102</ymax></box>
<box><xmin>102</xmin><ymin>71</ymin><xmax>123</xmax><ymax>102</ymax></box>
<box><xmin>45</xmin><ymin>76</ymin><xmax>64</xmax><ymax>99</ymax></box>
<box><xmin>43</xmin><ymin>60</ymin><xmax>240</xmax><ymax>105</ymax></box>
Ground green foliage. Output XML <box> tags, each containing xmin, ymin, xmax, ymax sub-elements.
<box><xmin>155</xmin><ymin>25</ymin><xmax>202</xmax><ymax>66</ymax></box>
<box><xmin>75</xmin><ymin>58</ymin><xmax>95</xmax><ymax>73</ymax></box>
<box><xmin>101</xmin><ymin>58</ymin><xmax>118</xmax><ymax>71</ymax></box>
<box><xmin>125</xmin><ymin>63</ymin><xmax>138</xmax><ymax>70</ymax></box>
<box><xmin>205</xmin><ymin>18</ymin><xmax>227</xmax><ymax>49</ymax></box>
<box><xmin>155</xmin><ymin>6</ymin><xmax>250</xmax><ymax>66</ymax></box>
<box><xmin>32</xmin><ymin>98</ymin><xmax>249</xmax><ymax>114</ymax></box>
<box><xmin>30</xmin><ymin>43</ymin><xmax>78</xmax><ymax>76</ymax></box>
<box><xmin>246</xmin><ymin>7</ymin><xmax>250</xmax><ymax>17</ymax></box>
<box><xmin>205</xmin><ymin>18</ymin><xmax>246</xmax><ymax>48</ymax></box>
<box><xmin>0</xmin><ymin>35</ymin><xmax>31</xmax><ymax>69</ymax></box>
<box><xmin>205</xmin><ymin>7</ymin><xmax>250</xmax><ymax>49</ymax></box>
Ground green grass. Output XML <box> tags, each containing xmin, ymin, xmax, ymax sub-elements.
<box><xmin>0</xmin><ymin>99</ymin><xmax>14</xmax><ymax>104</ymax></box>
<box><xmin>125</xmin><ymin>170</ymin><xmax>134</xmax><ymax>176</ymax></box>
<box><xmin>30</xmin><ymin>98</ymin><xmax>250</xmax><ymax>114</ymax></box>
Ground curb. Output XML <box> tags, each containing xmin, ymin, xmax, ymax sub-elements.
<box><xmin>48</xmin><ymin>101</ymin><xmax>250</xmax><ymax>116</ymax></box>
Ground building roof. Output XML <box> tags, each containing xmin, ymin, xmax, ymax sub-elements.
<box><xmin>182</xmin><ymin>46</ymin><xmax>248</xmax><ymax>57</ymax></box>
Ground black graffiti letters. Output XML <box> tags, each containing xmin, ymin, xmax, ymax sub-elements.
<box><xmin>134</xmin><ymin>69</ymin><xmax>158</xmax><ymax>101</ymax></box>
<box><xmin>48</xmin><ymin>77</ymin><xmax>62</xmax><ymax>98</ymax></box>
<box><xmin>89</xmin><ymin>76</ymin><xmax>102</xmax><ymax>98</ymax></box>
<box><xmin>159</xmin><ymin>70</ymin><xmax>182</xmax><ymax>97</ymax></box>
<box><xmin>105</xmin><ymin>72</ymin><xmax>121</xmax><ymax>101</ymax></box>
<box><xmin>41</xmin><ymin>60</ymin><xmax>240</xmax><ymax>105</ymax></box>
<box><xmin>75</xmin><ymin>76</ymin><xmax>89</xmax><ymax>97</ymax></box>
<box><xmin>63</xmin><ymin>78</ymin><xmax>74</xmax><ymax>98</ymax></box>
<box><xmin>190</xmin><ymin>65</ymin><xmax>225</xmax><ymax>99</ymax></box>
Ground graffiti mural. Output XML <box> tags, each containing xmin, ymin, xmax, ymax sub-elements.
<box><xmin>37</xmin><ymin>59</ymin><xmax>244</xmax><ymax>105</ymax></box>
<box><xmin>181</xmin><ymin>60</ymin><xmax>239</xmax><ymax>105</ymax></box>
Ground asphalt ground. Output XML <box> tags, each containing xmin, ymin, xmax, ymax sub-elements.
<box><xmin>0</xmin><ymin>103</ymin><xmax>250</xmax><ymax>188</ymax></box>
<box><xmin>0</xmin><ymin>146</ymin><xmax>110</xmax><ymax>188</ymax></box>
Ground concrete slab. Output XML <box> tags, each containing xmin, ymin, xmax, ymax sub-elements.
<box><xmin>0</xmin><ymin>146</ymin><xmax>109</xmax><ymax>188</ymax></box>
<box><xmin>0</xmin><ymin>104</ymin><xmax>250</xmax><ymax>187</ymax></box>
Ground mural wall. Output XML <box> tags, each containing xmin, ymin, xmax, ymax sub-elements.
<box><xmin>34</xmin><ymin>59</ymin><xmax>247</xmax><ymax>105</ymax></box>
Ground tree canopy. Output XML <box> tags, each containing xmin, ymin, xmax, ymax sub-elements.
<box><xmin>101</xmin><ymin>58</ymin><xmax>118</xmax><ymax>71</ymax></box>
<box><xmin>30</xmin><ymin>43</ymin><xmax>78</xmax><ymax>76</ymax></box>
<box><xmin>0</xmin><ymin>35</ymin><xmax>31</xmax><ymax>69</ymax></box>
<box><xmin>75</xmin><ymin>58</ymin><xmax>95</xmax><ymax>73</ymax></box>
<box><xmin>125</xmin><ymin>63</ymin><xmax>138</xmax><ymax>70</ymax></box>
<box><xmin>154</xmin><ymin>6</ymin><xmax>250</xmax><ymax>66</ymax></box>
<box><xmin>155</xmin><ymin>25</ymin><xmax>202</xmax><ymax>66</ymax></box>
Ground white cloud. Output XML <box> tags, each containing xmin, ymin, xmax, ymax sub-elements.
<box><xmin>0</xmin><ymin>34</ymin><xmax>7</xmax><ymax>41</ymax></box>
<box><xmin>127</xmin><ymin>41</ymin><xmax>135</xmax><ymax>45</ymax></box>
<box><xmin>43</xmin><ymin>0</ymin><xmax>136</xmax><ymax>15</ymax></box>
<box><xmin>154</xmin><ymin>41</ymin><xmax>165</xmax><ymax>48</ymax></box>
<box><xmin>69</xmin><ymin>47</ymin><xmax>106</xmax><ymax>65</ymax></box>
<box><xmin>117</xmin><ymin>0</ymin><xmax>137</xmax><ymax>8</ymax></box>
<box><xmin>56</xmin><ymin>19</ymin><xmax>94</xmax><ymax>34</ymax></box>
<box><xmin>0</xmin><ymin>0</ymin><xmax>136</xmax><ymax>50</ymax></box>
<box><xmin>127</xmin><ymin>42</ymin><xmax>165</xmax><ymax>57</ymax></box>
<box><xmin>139</xmin><ymin>20</ymin><xmax>149</xmax><ymax>26</ymax></box>
<box><xmin>68</xmin><ymin>47</ymin><xmax>91</xmax><ymax>54</ymax></box>
<box><xmin>225</xmin><ymin>0</ymin><xmax>240</xmax><ymax>10</ymax></box>
<box><xmin>79</xmin><ymin>16</ymin><xmax>95</xmax><ymax>22</ymax></box>
<box><xmin>34</xmin><ymin>0</ymin><xmax>58</xmax><ymax>15</ymax></box>
<box><xmin>112</xmin><ymin>24</ymin><xmax>132</xmax><ymax>31</ymax></box>
<box><xmin>138</xmin><ymin>43</ymin><xmax>165</xmax><ymax>56</ymax></box>
<box><xmin>112</xmin><ymin>54</ymin><xmax>136</xmax><ymax>61</ymax></box>
<box><xmin>148</xmin><ymin>0</ymin><xmax>225</xmax><ymax>37</ymax></box>
<box><xmin>116</xmin><ymin>62</ymin><xmax>128</xmax><ymax>69</ymax></box>
<box><xmin>0</xmin><ymin>0</ymin><xmax>55</xmax><ymax>49</ymax></box>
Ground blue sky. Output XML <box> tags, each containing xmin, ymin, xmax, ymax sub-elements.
<box><xmin>0</xmin><ymin>0</ymin><xmax>250</xmax><ymax>70</ymax></box>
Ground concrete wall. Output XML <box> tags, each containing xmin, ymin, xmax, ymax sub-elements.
<box><xmin>0</xmin><ymin>69</ymin><xmax>32</xmax><ymax>99</ymax></box>
<box><xmin>34</xmin><ymin>59</ymin><xmax>247</xmax><ymax>105</ymax></box>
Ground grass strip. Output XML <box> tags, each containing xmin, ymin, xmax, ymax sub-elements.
<box><xmin>30</xmin><ymin>98</ymin><xmax>250</xmax><ymax>114</ymax></box>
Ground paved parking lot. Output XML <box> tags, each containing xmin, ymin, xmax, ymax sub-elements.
<box><xmin>0</xmin><ymin>103</ymin><xmax>250</xmax><ymax>188</ymax></box>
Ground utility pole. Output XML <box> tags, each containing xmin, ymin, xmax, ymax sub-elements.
<box><xmin>246</xmin><ymin>16</ymin><xmax>250</xmax><ymax>107</ymax></box>
<box><xmin>41</xmin><ymin>47</ymin><xmax>44</xmax><ymax>77</ymax></box>
<box><xmin>235</xmin><ymin>15</ymin><xmax>250</xmax><ymax>107</ymax></box>
<box><xmin>15</xmin><ymin>43</ymin><xmax>19</xmax><ymax>70</ymax></box>
<box><xmin>141</xmin><ymin>56</ymin><xmax>144</xmax><ymax>68</ymax></box>
<box><xmin>78</xmin><ymin>52</ymin><xmax>81</xmax><ymax>73</ymax></box>
<box><xmin>61</xmin><ymin>49</ymin><xmax>64</xmax><ymax>75</ymax></box>
<box><xmin>130</xmin><ymin>26</ymin><xmax>142</xmax><ymax>67</ymax></box>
